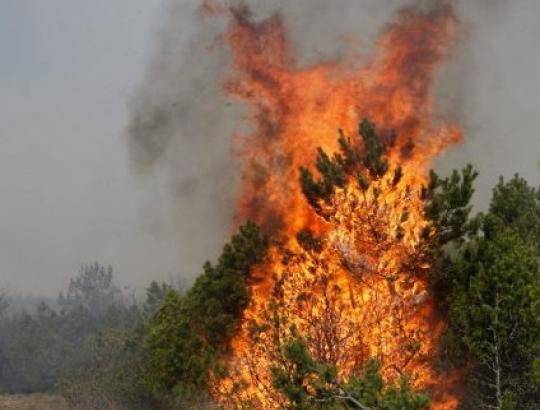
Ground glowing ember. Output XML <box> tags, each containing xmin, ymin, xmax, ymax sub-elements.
<box><xmin>205</xmin><ymin>1</ymin><xmax>462</xmax><ymax>408</ymax></box>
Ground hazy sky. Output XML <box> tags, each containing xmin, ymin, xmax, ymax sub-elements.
<box><xmin>0</xmin><ymin>0</ymin><xmax>177</xmax><ymax>295</ymax></box>
<box><xmin>1</xmin><ymin>0</ymin><xmax>539</xmax><ymax>296</ymax></box>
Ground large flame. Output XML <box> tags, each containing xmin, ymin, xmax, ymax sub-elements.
<box><xmin>205</xmin><ymin>2</ymin><xmax>462</xmax><ymax>408</ymax></box>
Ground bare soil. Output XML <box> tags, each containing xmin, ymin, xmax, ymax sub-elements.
<box><xmin>0</xmin><ymin>394</ymin><xmax>69</xmax><ymax>410</ymax></box>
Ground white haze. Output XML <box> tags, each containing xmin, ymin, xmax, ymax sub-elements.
<box><xmin>0</xmin><ymin>0</ymin><xmax>538</xmax><ymax>296</ymax></box>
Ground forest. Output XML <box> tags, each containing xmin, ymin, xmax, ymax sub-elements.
<box><xmin>1</xmin><ymin>120</ymin><xmax>539</xmax><ymax>410</ymax></box>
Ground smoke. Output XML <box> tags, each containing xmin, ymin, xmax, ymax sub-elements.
<box><xmin>127</xmin><ymin>0</ymin><xmax>539</xmax><ymax>281</ymax></box>
<box><xmin>126</xmin><ymin>0</ymin><xmax>238</xmax><ymax>277</ymax></box>
<box><xmin>435</xmin><ymin>0</ymin><xmax>540</xmax><ymax>210</ymax></box>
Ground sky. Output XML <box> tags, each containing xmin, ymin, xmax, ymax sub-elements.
<box><xmin>0</xmin><ymin>0</ymin><xmax>178</xmax><ymax>295</ymax></box>
<box><xmin>0</xmin><ymin>0</ymin><xmax>539</xmax><ymax>296</ymax></box>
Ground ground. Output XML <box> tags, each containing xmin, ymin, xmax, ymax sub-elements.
<box><xmin>0</xmin><ymin>394</ymin><xmax>69</xmax><ymax>410</ymax></box>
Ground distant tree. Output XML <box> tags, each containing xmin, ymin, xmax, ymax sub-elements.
<box><xmin>0</xmin><ymin>266</ymin><xmax>141</xmax><ymax>395</ymax></box>
<box><xmin>58</xmin><ymin>263</ymin><xmax>120</xmax><ymax>316</ymax></box>
<box><xmin>0</xmin><ymin>288</ymin><xmax>9</xmax><ymax>318</ymax></box>
<box><xmin>142</xmin><ymin>281</ymin><xmax>171</xmax><ymax>317</ymax></box>
<box><xmin>59</xmin><ymin>327</ymin><xmax>159</xmax><ymax>410</ymax></box>
<box><xmin>0</xmin><ymin>304</ymin><xmax>69</xmax><ymax>393</ymax></box>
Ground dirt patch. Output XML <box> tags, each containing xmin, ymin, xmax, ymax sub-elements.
<box><xmin>0</xmin><ymin>394</ymin><xmax>69</xmax><ymax>410</ymax></box>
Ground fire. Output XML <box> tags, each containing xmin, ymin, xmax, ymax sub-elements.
<box><xmin>204</xmin><ymin>1</ymin><xmax>462</xmax><ymax>408</ymax></box>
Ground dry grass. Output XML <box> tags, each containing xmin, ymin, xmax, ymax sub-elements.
<box><xmin>0</xmin><ymin>394</ymin><xmax>69</xmax><ymax>410</ymax></box>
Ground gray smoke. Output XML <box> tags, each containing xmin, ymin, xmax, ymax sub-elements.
<box><xmin>127</xmin><ymin>0</ymin><xmax>238</xmax><ymax>278</ymax></box>
<box><xmin>128</xmin><ymin>0</ymin><xmax>540</xmax><ymax>281</ymax></box>
<box><xmin>436</xmin><ymin>0</ymin><xmax>540</xmax><ymax>209</ymax></box>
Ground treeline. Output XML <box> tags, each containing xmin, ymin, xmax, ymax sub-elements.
<box><xmin>0</xmin><ymin>224</ymin><xmax>269</xmax><ymax>409</ymax></box>
<box><xmin>0</xmin><ymin>264</ymin><xmax>172</xmax><ymax>408</ymax></box>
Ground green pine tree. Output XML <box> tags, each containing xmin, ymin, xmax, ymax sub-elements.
<box><xmin>299</xmin><ymin>119</ymin><xmax>391</xmax><ymax>215</ymax></box>
<box><xmin>446</xmin><ymin>213</ymin><xmax>540</xmax><ymax>409</ymax></box>
<box><xmin>490</xmin><ymin>174</ymin><xmax>540</xmax><ymax>246</ymax></box>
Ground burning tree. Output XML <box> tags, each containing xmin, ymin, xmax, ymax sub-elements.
<box><xmin>212</xmin><ymin>119</ymin><xmax>463</xmax><ymax>409</ymax></box>
<box><xmin>200</xmin><ymin>2</ymin><xmax>466</xmax><ymax>408</ymax></box>
<box><xmin>131</xmin><ymin>1</ymin><xmax>540</xmax><ymax>406</ymax></box>
<box><xmin>137</xmin><ymin>2</ymin><xmax>536</xmax><ymax>409</ymax></box>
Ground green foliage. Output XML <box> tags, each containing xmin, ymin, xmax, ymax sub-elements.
<box><xmin>58</xmin><ymin>263</ymin><xmax>120</xmax><ymax>316</ymax></box>
<box><xmin>57</xmin><ymin>276</ymin><xmax>175</xmax><ymax>409</ymax></box>
<box><xmin>59</xmin><ymin>328</ymin><xmax>160</xmax><ymax>410</ymax></box>
<box><xmin>0</xmin><ymin>310</ymin><xmax>65</xmax><ymax>393</ymax></box>
<box><xmin>422</xmin><ymin>166</ymin><xmax>540</xmax><ymax>408</ymax></box>
<box><xmin>143</xmin><ymin>281</ymin><xmax>172</xmax><ymax>317</ymax></box>
<box><xmin>451</xmin><ymin>216</ymin><xmax>540</xmax><ymax>352</ymax></box>
<box><xmin>145</xmin><ymin>221</ymin><xmax>268</xmax><ymax>398</ymax></box>
<box><xmin>490</xmin><ymin>174</ymin><xmax>540</xmax><ymax>245</ymax></box>
<box><xmin>299</xmin><ymin>119</ymin><xmax>390</xmax><ymax>213</ymax></box>
<box><xmin>187</xmin><ymin>221</ymin><xmax>268</xmax><ymax>345</ymax></box>
<box><xmin>443</xmin><ymin>186</ymin><xmax>540</xmax><ymax>408</ymax></box>
<box><xmin>145</xmin><ymin>290</ymin><xmax>210</xmax><ymax>397</ymax></box>
<box><xmin>422</xmin><ymin>165</ymin><xmax>479</xmax><ymax>306</ymax></box>
<box><xmin>271</xmin><ymin>337</ymin><xmax>429</xmax><ymax>409</ymax></box>
<box><xmin>423</xmin><ymin>164</ymin><xmax>478</xmax><ymax>247</ymax></box>
<box><xmin>358</xmin><ymin>119</ymin><xmax>389</xmax><ymax>179</ymax></box>
<box><xmin>299</xmin><ymin>149</ymin><xmax>347</xmax><ymax>212</ymax></box>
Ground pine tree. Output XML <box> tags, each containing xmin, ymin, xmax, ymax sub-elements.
<box><xmin>299</xmin><ymin>118</ymin><xmax>396</xmax><ymax>219</ymax></box>
<box><xmin>446</xmin><ymin>214</ymin><xmax>540</xmax><ymax>409</ymax></box>
<box><xmin>490</xmin><ymin>174</ymin><xmax>540</xmax><ymax>246</ymax></box>
<box><xmin>422</xmin><ymin>164</ymin><xmax>478</xmax><ymax>247</ymax></box>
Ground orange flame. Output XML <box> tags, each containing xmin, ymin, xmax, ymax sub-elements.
<box><xmin>205</xmin><ymin>2</ymin><xmax>462</xmax><ymax>408</ymax></box>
